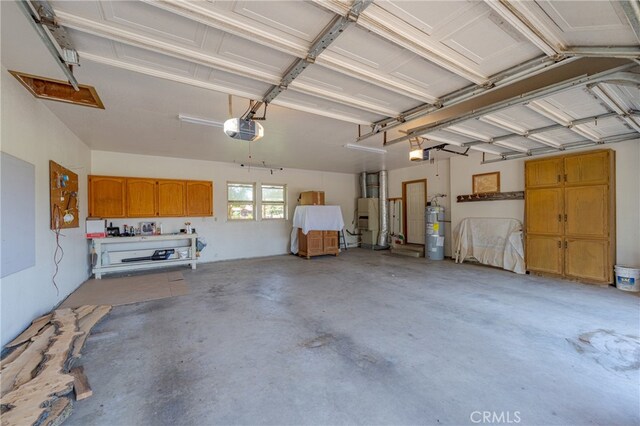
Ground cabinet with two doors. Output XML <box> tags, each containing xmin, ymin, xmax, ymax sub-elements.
<box><xmin>88</xmin><ymin>175</ymin><xmax>212</xmax><ymax>218</ymax></box>
<box><xmin>297</xmin><ymin>230</ymin><xmax>339</xmax><ymax>258</ymax></box>
<box><xmin>525</xmin><ymin>150</ymin><xmax>615</xmax><ymax>284</ymax></box>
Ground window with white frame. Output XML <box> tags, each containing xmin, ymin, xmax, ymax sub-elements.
<box><xmin>261</xmin><ymin>184</ymin><xmax>287</xmax><ymax>220</ymax></box>
<box><xmin>227</xmin><ymin>182</ymin><xmax>255</xmax><ymax>220</ymax></box>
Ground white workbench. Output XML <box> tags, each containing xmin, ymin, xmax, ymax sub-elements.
<box><xmin>91</xmin><ymin>234</ymin><xmax>197</xmax><ymax>279</ymax></box>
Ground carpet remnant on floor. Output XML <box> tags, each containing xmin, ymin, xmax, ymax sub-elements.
<box><xmin>59</xmin><ymin>272</ymin><xmax>188</xmax><ymax>308</ymax></box>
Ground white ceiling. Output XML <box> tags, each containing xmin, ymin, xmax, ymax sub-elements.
<box><xmin>1</xmin><ymin>0</ymin><xmax>639</xmax><ymax>173</ymax></box>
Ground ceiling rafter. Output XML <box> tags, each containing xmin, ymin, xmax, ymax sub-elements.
<box><xmin>54</xmin><ymin>10</ymin><xmax>401</xmax><ymax>118</ymax></box>
<box><xmin>141</xmin><ymin>0</ymin><xmax>437</xmax><ymax>103</ymax></box>
<box><xmin>313</xmin><ymin>0</ymin><xmax>488</xmax><ymax>85</ymax></box>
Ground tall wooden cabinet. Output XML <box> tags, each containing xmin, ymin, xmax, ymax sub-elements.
<box><xmin>525</xmin><ymin>150</ymin><xmax>615</xmax><ymax>283</ymax></box>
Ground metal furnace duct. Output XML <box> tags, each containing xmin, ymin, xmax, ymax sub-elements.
<box><xmin>377</xmin><ymin>170</ymin><xmax>389</xmax><ymax>247</ymax></box>
<box><xmin>359</xmin><ymin>172</ymin><xmax>367</xmax><ymax>199</ymax></box>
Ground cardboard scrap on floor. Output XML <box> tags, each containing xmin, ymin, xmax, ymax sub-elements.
<box><xmin>59</xmin><ymin>271</ymin><xmax>188</xmax><ymax>309</ymax></box>
<box><xmin>0</xmin><ymin>305</ymin><xmax>111</xmax><ymax>426</ymax></box>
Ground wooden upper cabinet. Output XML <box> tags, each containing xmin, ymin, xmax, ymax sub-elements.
<box><xmin>126</xmin><ymin>178</ymin><xmax>157</xmax><ymax>217</ymax></box>
<box><xmin>525</xmin><ymin>157</ymin><xmax>563</xmax><ymax>188</ymax></box>
<box><xmin>564</xmin><ymin>185</ymin><xmax>609</xmax><ymax>238</ymax></box>
<box><xmin>186</xmin><ymin>181</ymin><xmax>213</xmax><ymax>216</ymax></box>
<box><xmin>158</xmin><ymin>180</ymin><xmax>186</xmax><ymax>217</ymax></box>
<box><xmin>89</xmin><ymin>176</ymin><xmax>126</xmax><ymax>218</ymax></box>
<box><xmin>525</xmin><ymin>188</ymin><xmax>563</xmax><ymax>235</ymax></box>
<box><xmin>89</xmin><ymin>175</ymin><xmax>212</xmax><ymax>218</ymax></box>
<box><xmin>564</xmin><ymin>150</ymin><xmax>610</xmax><ymax>185</ymax></box>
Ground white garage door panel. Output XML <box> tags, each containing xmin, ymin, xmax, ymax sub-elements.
<box><xmin>52</xmin><ymin>1</ymin><xmax>105</xmax><ymax>22</ymax></box>
<box><xmin>329</xmin><ymin>26</ymin><xmax>411</xmax><ymax>70</ymax></box>
<box><xmin>492</xmin><ymin>105</ymin><xmax>558</xmax><ymax>127</ymax></box>
<box><xmin>448</xmin><ymin>120</ymin><xmax>513</xmax><ymax>138</ymax></box>
<box><xmin>534</xmin><ymin>128</ymin><xmax>585</xmax><ymax>146</ymax></box>
<box><xmin>115</xmin><ymin>44</ymin><xmax>197</xmax><ymax>77</ymax></box>
<box><xmin>276</xmin><ymin>91</ymin><xmax>384</xmax><ymax>123</ymax></box>
<box><xmin>497</xmin><ymin>136</ymin><xmax>548</xmax><ymax>151</ymax></box>
<box><xmin>538</xmin><ymin>0</ymin><xmax>630</xmax><ymax>32</ymax></box>
<box><xmin>433</xmin><ymin>3</ymin><xmax>541</xmax><ymax>74</ymax></box>
<box><xmin>215</xmin><ymin>34</ymin><xmax>295</xmax><ymax>75</ymax></box>
<box><xmin>297</xmin><ymin>65</ymin><xmax>420</xmax><ymax>112</ymax></box>
<box><xmin>104</xmin><ymin>1</ymin><xmax>208</xmax><ymax>48</ymax></box>
<box><xmin>233</xmin><ymin>0</ymin><xmax>335</xmax><ymax>44</ymax></box>
<box><xmin>376</xmin><ymin>1</ymin><xmax>474</xmax><ymax>36</ymax></box>
<box><xmin>580</xmin><ymin>116</ymin><xmax>633</xmax><ymax>138</ymax></box>
<box><xmin>388</xmin><ymin>55</ymin><xmax>470</xmax><ymax>96</ymax></box>
<box><xmin>421</xmin><ymin>129</ymin><xmax>475</xmax><ymax>146</ymax></box>
<box><xmin>536</xmin><ymin>90</ymin><xmax>610</xmax><ymax>119</ymax></box>
<box><xmin>473</xmin><ymin>144</ymin><xmax>516</xmax><ymax>155</ymax></box>
<box><xmin>66</xmin><ymin>28</ymin><xmax>116</xmax><ymax>57</ymax></box>
<box><xmin>512</xmin><ymin>1</ymin><xmax>638</xmax><ymax>46</ymax></box>
<box><xmin>600</xmin><ymin>84</ymin><xmax>640</xmax><ymax>112</ymax></box>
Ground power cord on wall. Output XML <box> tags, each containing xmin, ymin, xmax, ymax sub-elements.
<box><xmin>51</xmin><ymin>205</ymin><xmax>63</xmax><ymax>295</ymax></box>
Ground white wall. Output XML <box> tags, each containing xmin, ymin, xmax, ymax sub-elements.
<box><xmin>449</xmin><ymin>141</ymin><xmax>640</xmax><ymax>265</ymax></box>
<box><xmin>0</xmin><ymin>66</ymin><xmax>92</xmax><ymax>346</ymax></box>
<box><xmin>90</xmin><ymin>151</ymin><xmax>359</xmax><ymax>262</ymax></box>
<box><xmin>387</xmin><ymin>158</ymin><xmax>452</xmax><ymax>256</ymax></box>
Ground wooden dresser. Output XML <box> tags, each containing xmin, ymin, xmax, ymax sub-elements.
<box><xmin>525</xmin><ymin>149</ymin><xmax>615</xmax><ymax>284</ymax></box>
<box><xmin>297</xmin><ymin>230</ymin><xmax>339</xmax><ymax>258</ymax></box>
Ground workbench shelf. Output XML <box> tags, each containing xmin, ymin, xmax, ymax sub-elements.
<box><xmin>90</xmin><ymin>234</ymin><xmax>198</xmax><ymax>279</ymax></box>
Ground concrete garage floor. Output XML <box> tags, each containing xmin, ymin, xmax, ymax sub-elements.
<box><xmin>66</xmin><ymin>249</ymin><xmax>639</xmax><ymax>425</ymax></box>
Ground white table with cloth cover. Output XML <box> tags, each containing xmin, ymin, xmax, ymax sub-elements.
<box><xmin>290</xmin><ymin>205</ymin><xmax>345</xmax><ymax>254</ymax></box>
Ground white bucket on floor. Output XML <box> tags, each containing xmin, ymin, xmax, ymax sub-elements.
<box><xmin>614</xmin><ymin>265</ymin><xmax>640</xmax><ymax>292</ymax></box>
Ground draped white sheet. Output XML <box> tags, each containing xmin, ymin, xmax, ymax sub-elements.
<box><xmin>454</xmin><ymin>217</ymin><xmax>525</xmax><ymax>274</ymax></box>
<box><xmin>290</xmin><ymin>206</ymin><xmax>345</xmax><ymax>254</ymax></box>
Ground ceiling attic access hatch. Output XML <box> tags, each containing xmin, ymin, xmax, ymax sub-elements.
<box><xmin>9</xmin><ymin>71</ymin><xmax>104</xmax><ymax>109</ymax></box>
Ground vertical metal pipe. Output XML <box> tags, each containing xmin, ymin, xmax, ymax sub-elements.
<box><xmin>359</xmin><ymin>172</ymin><xmax>368</xmax><ymax>199</ymax></box>
<box><xmin>377</xmin><ymin>170</ymin><xmax>389</xmax><ymax>247</ymax></box>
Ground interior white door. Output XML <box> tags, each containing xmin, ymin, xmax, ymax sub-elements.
<box><xmin>405</xmin><ymin>181</ymin><xmax>426</xmax><ymax>244</ymax></box>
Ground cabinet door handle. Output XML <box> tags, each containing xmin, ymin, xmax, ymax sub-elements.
<box><xmin>557</xmin><ymin>174</ymin><xmax>561</xmax><ymax>182</ymax></box>
<box><xmin>558</xmin><ymin>214</ymin><xmax>562</xmax><ymax>222</ymax></box>
<box><xmin>564</xmin><ymin>174</ymin><xmax>567</xmax><ymax>182</ymax></box>
<box><xmin>564</xmin><ymin>214</ymin><xmax>567</xmax><ymax>222</ymax></box>
<box><xmin>557</xmin><ymin>240</ymin><xmax>561</xmax><ymax>248</ymax></box>
<box><xmin>564</xmin><ymin>241</ymin><xmax>568</xmax><ymax>249</ymax></box>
